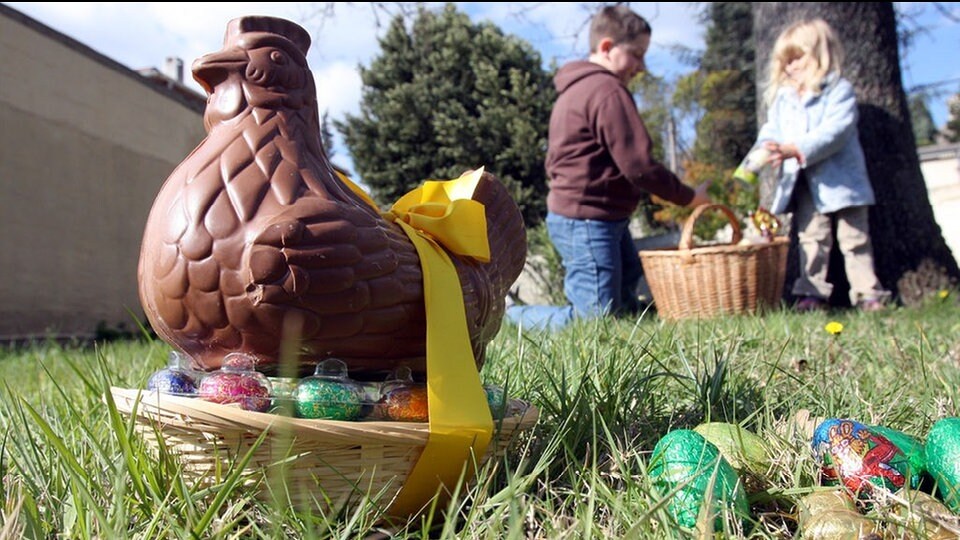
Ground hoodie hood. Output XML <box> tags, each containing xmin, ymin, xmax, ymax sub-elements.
<box><xmin>554</xmin><ymin>60</ymin><xmax>618</xmax><ymax>94</ymax></box>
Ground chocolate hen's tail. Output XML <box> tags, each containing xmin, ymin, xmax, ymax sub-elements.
<box><xmin>454</xmin><ymin>170</ymin><xmax>527</xmax><ymax>368</ymax></box>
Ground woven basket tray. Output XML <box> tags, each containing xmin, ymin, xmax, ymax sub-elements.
<box><xmin>639</xmin><ymin>204</ymin><xmax>789</xmax><ymax>321</ymax></box>
<box><xmin>110</xmin><ymin>387</ymin><xmax>538</xmax><ymax>514</ymax></box>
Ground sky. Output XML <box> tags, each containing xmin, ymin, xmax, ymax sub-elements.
<box><xmin>5</xmin><ymin>2</ymin><xmax>960</xmax><ymax>177</ymax></box>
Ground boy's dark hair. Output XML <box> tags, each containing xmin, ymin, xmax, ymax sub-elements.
<box><xmin>589</xmin><ymin>5</ymin><xmax>652</xmax><ymax>52</ymax></box>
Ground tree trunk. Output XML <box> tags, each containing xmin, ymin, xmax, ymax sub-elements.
<box><xmin>753</xmin><ymin>2</ymin><xmax>959</xmax><ymax>306</ymax></box>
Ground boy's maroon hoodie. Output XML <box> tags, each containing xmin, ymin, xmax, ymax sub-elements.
<box><xmin>546</xmin><ymin>60</ymin><xmax>694</xmax><ymax>220</ymax></box>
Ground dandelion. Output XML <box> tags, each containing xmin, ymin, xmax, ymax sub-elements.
<box><xmin>938</xmin><ymin>289</ymin><xmax>950</xmax><ymax>300</ymax></box>
<box><xmin>825</xmin><ymin>321</ymin><xmax>844</xmax><ymax>335</ymax></box>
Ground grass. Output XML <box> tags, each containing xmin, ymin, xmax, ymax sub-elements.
<box><xmin>0</xmin><ymin>294</ymin><xmax>958</xmax><ymax>538</ymax></box>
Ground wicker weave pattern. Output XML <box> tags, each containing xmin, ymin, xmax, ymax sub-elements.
<box><xmin>111</xmin><ymin>387</ymin><xmax>538</xmax><ymax>512</ymax></box>
<box><xmin>639</xmin><ymin>204</ymin><xmax>789</xmax><ymax>321</ymax></box>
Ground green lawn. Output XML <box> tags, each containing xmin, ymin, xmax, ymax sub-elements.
<box><xmin>1</xmin><ymin>295</ymin><xmax>958</xmax><ymax>538</ymax></box>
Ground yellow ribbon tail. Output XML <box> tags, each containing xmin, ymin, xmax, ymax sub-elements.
<box><xmin>334</xmin><ymin>166</ymin><xmax>496</xmax><ymax>517</ymax></box>
<box><xmin>388</xmin><ymin>169</ymin><xmax>493</xmax><ymax>516</ymax></box>
<box><xmin>386</xmin><ymin>220</ymin><xmax>493</xmax><ymax>517</ymax></box>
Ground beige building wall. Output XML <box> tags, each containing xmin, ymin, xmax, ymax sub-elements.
<box><xmin>918</xmin><ymin>143</ymin><xmax>960</xmax><ymax>261</ymax></box>
<box><xmin>0</xmin><ymin>7</ymin><xmax>206</xmax><ymax>340</ymax></box>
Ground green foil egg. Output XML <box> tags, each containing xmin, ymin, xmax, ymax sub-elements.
<box><xmin>294</xmin><ymin>359</ymin><xmax>364</xmax><ymax>420</ymax></box>
<box><xmin>870</xmin><ymin>424</ymin><xmax>927</xmax><ymax>480</ymax></box>
<box><xmin>294</xmin><ymin>378</ymin><xmax>364</xmax><ymax>420</ymax></box>
<box><xmin>926</xmin><ymin>417</ymin><xmax>960</xmax><ymax>513</ymax></box>
<box><xmin>484</xmin><ymin>384</ymin><xmax>507</xmax><ymax>419</ymax></box>
<box><xmin>649</xmin><ymin>429</ymin><xmax>750</xmax><ymax>530</ymax></box>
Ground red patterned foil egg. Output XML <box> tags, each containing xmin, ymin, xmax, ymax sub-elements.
<box><xmin>198</xmin><ymin>352</ymin><xmax>272</xmax><ymax>412</ymax></box>
<box><xmin>811</xmin><ymin>418</ymin><xmax>923</xmax><ymax>499</ymax></box>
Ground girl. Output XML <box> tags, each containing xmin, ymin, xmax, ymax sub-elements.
<box><xmin>753</xmin><ymin>18</ymin><xmax>890</xmax><ymax>312</ymax></box>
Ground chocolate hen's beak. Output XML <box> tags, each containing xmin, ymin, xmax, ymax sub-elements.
<box><xmin>192</xmin><ymin>49</ymin><xmax>247</xmax><ymax>94</ymax></box>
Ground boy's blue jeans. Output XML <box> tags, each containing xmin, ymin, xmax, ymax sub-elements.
<box><xmin>506</xmin><ymin>213</ymin><xmax>641</xmax><ymax>331</ymax></box>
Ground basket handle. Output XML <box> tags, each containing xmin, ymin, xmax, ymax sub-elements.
<box><xmin>679</xmin><ymin>204</ymin><xmax>742</xmax><ymax>250</ymax></box>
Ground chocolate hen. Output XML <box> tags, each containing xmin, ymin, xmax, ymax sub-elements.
<box><xmin>138</xmin><ymin>16</ymin><xmax>526</xmax><ymax>377</ymax></box>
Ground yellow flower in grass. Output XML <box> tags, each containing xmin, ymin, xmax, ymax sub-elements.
<box><xmin>824</xmin><ymin>321</ymin><xmax>844</xmax><ymax>335</ymax></box>
<box><xmin>938</xmin><ymin>289</ymin><xmax>950</xmax><ymax>300</ymax></box>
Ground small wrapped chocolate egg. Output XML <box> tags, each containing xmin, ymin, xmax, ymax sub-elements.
<box><xmin>693</xmin><ymin>422</ymin><xmax>771</xmax><ymax>478</ymax></box>
<box><xmin>812</xmin><ymin>418</ymin><xmax>922</xmax><ymax>498</ymax></box>
<box><xmin>198</xmin><ymin>352</ymin><xmax>272</xmax><ymax>412</ymax></box>
<box><xmin>267</xmin><ymin>376</ymin><xmax>298</xmax><ymax>415</ymax></box>
<box><xmin>378</xmin><ymin>367</ymin><xmax>428</xmax><ymax>422</ymax></box>
<box><xmin>484</xmin><ymin>384</ymin><xmax>508</xmax><ymax>420</ymax></box>
<box><xmin>891</xmin><ymin>489</ymin><xmax>960</xmax><ymax>540</ymax></box>
<box><xmin>796</xmin><ymin>489</ymin><xmax>880</xmax><ymax>540</ymax></box>
<box><xmin>295</xmin><ymin>359</ymin><xmax>365</xmax><ymax>420</ymax></box>
<box><xmin>926</xmin><ymin>417</ymin><xmax>960</xmax><ymax>513</ymax></box>
<box><xmin>147</xmin><ymin>351</ymin><xmax>198</xmax><ymax>396</ymax></box>
<box><xmin>649</xmin><ymin>429</ymin><xmax>750</xmax><ymax>530</ymax></box>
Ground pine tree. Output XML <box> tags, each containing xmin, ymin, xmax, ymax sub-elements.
<box><xmin>695</xmin><ymin>2</ymin><xmax>757</xmax><ymax>171</ymax></box>
<box><xmin>336</xmin><ymin>4</ymin><xmax>555</xmax><ymax>225</ymax></box>
<box><xmin>908</xmin><ymin>93</ymin><xmax>938</xmax><ymax>146</ymax></box>
<box><xmin>320</xmin><ymin>109</ymin><xmax>336</xmax><ymax>159</ymax></box>
<box><xmin>662</xmin><ymin>2</ymin><xmax>757</xmax><ymax>235</ymax></box>
<box><xmin>946</xmin><ymin>91</ymin><xmax>960</xmax><ymax>143</ymax></box>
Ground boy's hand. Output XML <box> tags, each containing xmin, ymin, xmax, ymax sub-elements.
<box><xmin>687</xmin><ymin>181</ymin><xmax>712</xmax><ymax>208</ymax></box>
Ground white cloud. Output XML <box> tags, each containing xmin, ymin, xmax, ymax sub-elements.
<box><xmin>313</xmin><ymin>61</ymin><xmax>363</xmax><ymax>119</ymax></box>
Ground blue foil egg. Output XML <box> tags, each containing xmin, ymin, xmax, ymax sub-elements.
<box><xmin>147</xmin><ymin>351</ymin><xmax>197</xmax><ymax>396</ymax></box>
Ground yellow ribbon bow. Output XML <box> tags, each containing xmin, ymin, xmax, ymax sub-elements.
<box><xmin>388</xmin><ymin>168</ymin><xmax>491</xmax><ymax>262</ymax></box>
<box><xmin>336</xmin><ymin>167</ymin><xmax>494</xmax><ymax>517</ymax></box>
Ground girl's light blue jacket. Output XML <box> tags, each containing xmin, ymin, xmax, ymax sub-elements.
<box><xmin>759</xmin><ymin>74</ymin><xmax>875</xmax><ymax>215</ymax></box>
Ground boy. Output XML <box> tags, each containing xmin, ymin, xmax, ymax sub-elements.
<box><xmin>507</xmin><ymin>5</ymin><xmax>710</xmax><ymax>331</ymax></box>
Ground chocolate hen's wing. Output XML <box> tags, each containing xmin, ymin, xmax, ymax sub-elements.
<box><xmin>242</xmin><ymin>196</ymin><xmax>427</xmax><ymax>368</ymax></box>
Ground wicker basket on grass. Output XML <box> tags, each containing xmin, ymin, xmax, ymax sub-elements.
<box><xmin>639</xmin><ymin>204</ymin><xmax>789</xmax><ymax>321</ymax></box>
<box><xmin>110</xmin><ymin>387</ymin><xmax>538</xmax><ymax>514</ymax></box>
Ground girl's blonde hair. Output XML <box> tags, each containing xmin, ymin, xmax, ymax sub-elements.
<box><xmin>764</xmin><ymin>18</ymin><xmax>843</xmax><ymax>104</ymax></box>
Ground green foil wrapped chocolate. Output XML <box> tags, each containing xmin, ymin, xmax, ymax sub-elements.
<box><xmin>870</xmin><ymin>424</ymin><xmax>927</xmax><ymax>478</ymax></box>
<box><xmin>649</xmin><ymin>429</ymin><xmax>750</xmax><ymax>530</ymax></box>
<box><xmin>926</xmin><ymin>417</ymin><xmax>960</xmax><ymax>513</ymax></box>
<box><xmin>294</xmin><ymin>359</ymin><xmax>364</xmax><ymax>420</ymax></box>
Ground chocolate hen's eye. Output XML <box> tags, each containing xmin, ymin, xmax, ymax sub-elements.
<box><xmin>270</xmin><ymin>50</ymin><xmax>287</xmax><ymax>65</ymax></box>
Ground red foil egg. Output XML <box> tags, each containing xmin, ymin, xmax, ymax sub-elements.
<box><xmin>198</xmin><ymin>353</ymin><xmax>271</xmax><ymax>412</ymax></box>
<box><xmin>812</xmin><ymin>418</ymin><xmax>923</xmax><ymax>499</ymax></box>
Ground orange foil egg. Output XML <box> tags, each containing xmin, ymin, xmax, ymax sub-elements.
<box><xmin>379</xmin><ymin>385</ymin><xmax>429</xmax><ymax>422</ymax></box>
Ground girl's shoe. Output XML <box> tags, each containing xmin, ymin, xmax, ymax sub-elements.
<box><xmin>795</xmin><ymin>296</ymin><xmax>827</xmax><ymax>312</ymax></box>
<box><xmin>857</xmin><ymin>298</ymin><xmax>886</xmax><ymax>312</ymax></box>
